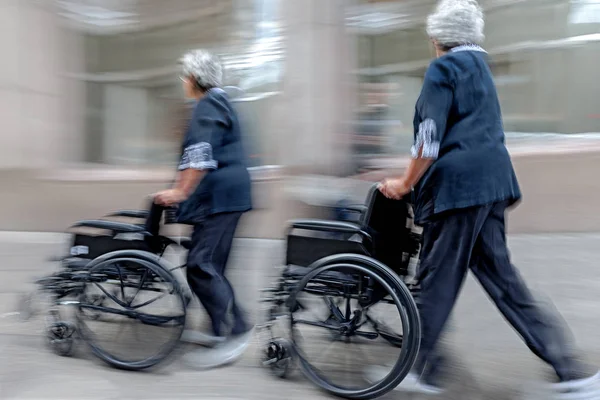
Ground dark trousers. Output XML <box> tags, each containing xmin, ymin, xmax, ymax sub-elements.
<box><xmin>186</xmin><ymin>211</ymin><xmax>247</xmax><ymax>337</ymax></box>
<box><xmin>415</xmin><ymin>201</ymin><xmax>579</xmax><ymax>382</ymax></box>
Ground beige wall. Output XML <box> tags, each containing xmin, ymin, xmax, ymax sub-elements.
<box><xmin>1</xmin><ymin>148</ymin><xmax>600</xmax><ymax>235</ymax></box>
<box><xmin>0</xmin><ymin>0</ymin><xmax>86</xmax><ymax>168</ymax></box>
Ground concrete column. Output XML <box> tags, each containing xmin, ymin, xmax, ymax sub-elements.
<box><xmin>275</xmin><ymin>0</ymin><xmax>357</xmax><ymax>176</ymax></box>
<box><xmin>0</xmin><ymin>0</ymin><xmax>86</xmax><ymax>168</ymax></box>
<box><xmin>0</xmin><ymin>0</ymin><xmax>22</xmax><ymax>168</ymax></box>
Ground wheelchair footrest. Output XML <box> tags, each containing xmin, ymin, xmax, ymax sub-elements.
<box><xmin>62</xmin><ymin>258</ymin><xmax>90</xmax><ymax>270</ymax></box>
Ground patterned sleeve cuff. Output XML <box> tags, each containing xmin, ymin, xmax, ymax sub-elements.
<box><xmin>178</xmin><ymin>142</ymin><xmax>218</xmax><ymax>171</ymax></box>
<box><xmin>411</xmin><ymin>118</ymin><xmax>440</xmax><ymax>159</ymax></box>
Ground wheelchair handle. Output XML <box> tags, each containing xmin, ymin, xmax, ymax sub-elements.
<box><xmin>370</xmin><ymin>182</ymin><xmax>415</xmax><ymax>205</ymax></box>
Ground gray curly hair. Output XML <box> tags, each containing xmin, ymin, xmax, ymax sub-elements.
<box><xmin>426</xmin><ymin>0</ymin><xmax>485</xmax><ymax>47</ymax></box>
<box><xmin>179</xmin><ymin>49</ymin><xmax>223</xmax><ymax>90</ymax></box>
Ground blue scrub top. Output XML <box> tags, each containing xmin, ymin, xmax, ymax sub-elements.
<box><xmin>176</xmin><ymin>88</ymin><xmax>253</xmax><ymax>224</ymax></box>
<box><xmin>411</xmin><ymin>44</ymin><xmax>522</xmax><ymax>224</ymax></box>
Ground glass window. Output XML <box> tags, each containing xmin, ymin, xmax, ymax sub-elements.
<box><xmin>569</xmin><ymin>0</ymin><xmax>600</xmax><ymax>25</ymax></box>
<box><xmin>351</xmin><ymin>0</ymin><xmax>600</xmax><ymax>168</ymax></box>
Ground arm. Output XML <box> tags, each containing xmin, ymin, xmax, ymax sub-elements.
<box><xmin>174</xmin><ymin>127</ymin><xmax>219</xmax><ymax>198</ymax></box>
<box><xmin>402</xmin><ymin>155</ymin><xmax>434</xmax><ymax>190</ymax></box>
<box><xmin>156</xmin><ymin>116</ymin><xmax>220</xmax><ymax>206</ymax></box>
<box><xmin>380</xmin><ymin>148</ymin><xmax>434</xmax><ymax>199</ymax></box>
<box><xmin>381</xmin><ymin>61</ymin><xmax>453</xmax><ymax>198</ymax></box>
<box><xmin>173</xmin><ymin>169</ymin><xmax>206</xmax><ymax>199</ymax></box>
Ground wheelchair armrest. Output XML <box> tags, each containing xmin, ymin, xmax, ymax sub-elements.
<box><xmin>338</xmin><ymin>205</ymin><xmax>367</xmax><ymax>214</ymax></box>
<box><xmin>289</xmin><ymin>219</ymin><xmax>371</xmax><ymax>241</ymax></box>
<box><xmin>70</xmin><ymin>220</ymin><xmax>150</xmax><ymax>236</ymax></box>
<box><xmin>106</xmin><ymin>210</ymin><xmax>149</xmax><ymax>219</ymax></box>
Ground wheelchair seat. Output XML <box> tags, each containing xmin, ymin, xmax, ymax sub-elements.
<box><xmin>289</xmin><ymin>219</ymin><xmax>368</xmax><ymax>237</ymax></box>
<box><xmin>285</xmin><ymin>184</ymin><xmax>420</xmax><ymax>277</ymax></box>
<box><xmin>66</xmin><ymin>220</ymin><xmax>154</xmax><ymax>260</ymax></box>
<box><xmin>70</xmin><ymin>220</ymin><xmax>149</xmax><ymax>235</ymax></box>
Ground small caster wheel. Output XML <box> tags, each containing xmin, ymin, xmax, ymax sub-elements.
<box><xmin>262</xmin><ymin>338</ymin><xmax>294</xmax><ymax>379</ymax></box>
<box><xmin>46</xmin><ymin>322</ymin><xmax>76</xmax><ymax>357</ymax></box>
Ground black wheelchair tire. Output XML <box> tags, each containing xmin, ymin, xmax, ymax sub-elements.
<box><xmin>288</xmin><ymin>254</ymin><xmax>421</xmax><ymax>400</ymax></box>
<box><xmin>75</xmin><ymin>251</ymin><xmax>186</xmax><ymax>371</ymax></box>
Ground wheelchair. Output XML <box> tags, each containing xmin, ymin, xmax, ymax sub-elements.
<box><xmin>21</xmin><ymin>205</ymin><xmax>191</xmax><ymax>370</ymax></box>
<box><xmin>258</xmin><ymin>184</ymin><xmax>423</xmax><ymax>400</ymax></box>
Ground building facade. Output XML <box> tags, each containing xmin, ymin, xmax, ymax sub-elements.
<box><xmin>352</xmin><ymin>0</ymin><xmax>600</xmax><ymax>159</ymax></box>
<box><xmin>0</xmin><ymin>0</ymin><xmax>598</xmax><ymax>170</ymax></box>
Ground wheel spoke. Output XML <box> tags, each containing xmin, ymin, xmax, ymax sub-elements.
<box><xmin>129</xmin><ymin>291</ymin><xmax>167</xmax><ymax>310</ymax></box>
<box><xmin>345</xmin><ymin>296</ymin><xmax>351</xmax><ymax>320</ymax></box>
<box><xmin>324</xmin><ymin>296</ymin><xmax>345</xmax><ymax>321</ymax></box>
<box><xmin>293</xmin><ymin>319</ymin><xmax>339</xmax><ymax>331</ymax></box>
<box><xmin>80</xmin><ymin>303</ymin><xmax>132</xmax><ymax>317</ymax></box>
<box><xmin>93</xmin><ymin>282</ymin><xmax>128</xmax><ymax>308</ymax></box>
<box><xmin>353</xmin><ymin>330</ymin><xmax>379</xmax><ymax>340</ymax></box>
<box><xmin>116</xmin><ymin>263</ymin><xmax>126</xmax><ymax>303</ymax></box>
<box><xmin>366</xmin><ymin>315</ymin><xmax>403</xmax><ymax>347</ymax></box>
<box><xmin>128</xmin><ymin>269</ymin><xmax>149</xmax><ymax>307</ymax></box>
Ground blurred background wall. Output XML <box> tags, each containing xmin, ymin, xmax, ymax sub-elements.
<box><xmin>0</xmin><ymin>0</ymin><xmax>598</xmax><ymax>235</ymax></box>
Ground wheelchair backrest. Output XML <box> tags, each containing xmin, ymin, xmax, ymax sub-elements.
<box><xmin>360</xmin><ymin>185</ymin><xmax>415</xmax><ymax>275</ymax></box>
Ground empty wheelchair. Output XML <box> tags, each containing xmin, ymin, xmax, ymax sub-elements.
<box><xmin>259</xmin><ymin>184</ymin><xmax>423</xmax><ymax>399</ymax></box>
<box><xmin>22</xmin><ymin>205</ymin><xmax>190</xmax><ymax>370</ymax></box>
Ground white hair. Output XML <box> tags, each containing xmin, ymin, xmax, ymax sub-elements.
<box><xmin>180</xmin><ymin>49</ymin><xmax>223</xmax><ymax>89</ymax></box>
<box><xmin>426</xmin><ymin>0</ymin><xmax>485</xmax><ymax>47</ymax></box>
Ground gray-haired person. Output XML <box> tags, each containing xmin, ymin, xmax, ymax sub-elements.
<box><xmin>373</xmin><ymin>0</ymin><xmax>599</xmax><ymax>396</ymax></box>
<box><xmin>154</xmin><ymin>49</ymin><xmax>253</xmax><ymax>368</ymax></box>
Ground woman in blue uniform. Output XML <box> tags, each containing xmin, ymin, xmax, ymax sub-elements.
<box><xmin>376</xmin><ymin>0</ymin><xmax>598</xmax><ymax>396</ymax></box>
<box><xmin>154</xmin><ymin>49</ymin><xmax>253</xmax><ymax>368</ymax></box>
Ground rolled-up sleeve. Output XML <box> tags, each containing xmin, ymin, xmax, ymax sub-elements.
<box><xmin>178</xmin><ymin>141</ymin><xmax>217</xmax><ymax>171</ymax></box>
<box><xmin>411</xmin><ymin>61</ymin><xmax>454</xmax><ymax>160</ymax></box>
<box><xmin>178</xmin><ymin>115</ymin><xmax>222</xmax><ymax>171</ymax></box>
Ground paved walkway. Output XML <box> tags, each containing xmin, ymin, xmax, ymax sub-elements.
<box><xmin>0</xmin><ymin>233</ymin><xmax>599</xmax><ymax>399</ymax></box>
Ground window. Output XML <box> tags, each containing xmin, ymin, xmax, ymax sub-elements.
<box><xmin>570</xmin><ymin>0</ymin><xmax>600</xmax><ymax>25</ymax></box>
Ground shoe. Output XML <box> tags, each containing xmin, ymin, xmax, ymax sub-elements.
<box><xmin>524</xmin><ymin>369</ymin><xmax>600</xmax><ymax>400</ymax></box>
<box><xmin>364</xmin><ymin>366</ymin><xmax>444</xmax><ymax>395</ymax></box>
<box><xmin>554</xmin><ymin>388</ymin><xmax>600</xmax><ymax>400</ymax></box>
<box><xmin>182</xmin><ymin>327</ymin><xmax>254</xmax><ymax>370</ymax></box>
<box><xmin>549</xmin><ymin>370</ymin><xmax>600</xmax><ymax>394</ymax></box>
<box><xmin>180</xmin><ymin>330</ymin><xmax>226</xmax><ymax>347</ymax></box>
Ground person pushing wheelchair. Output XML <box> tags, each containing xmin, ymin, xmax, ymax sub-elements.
<box><xmin>375</xmin><ymin>0</ymin><xmax>599</xmax><ymax>396</ymax></box>
<box><xmin>152</xmin><ymin>49</ymin><xmax>253</xmax><ymax>369</ymax></box>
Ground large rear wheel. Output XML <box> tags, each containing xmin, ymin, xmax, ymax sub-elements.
<box><xmin>75</xmin><ymin>255</ymin><xmax>186</xmax><ymax>370</ymax></box>
<box><xmin>287</xmin><ymin>257</ymin><xmax>420</xmax><ymax>400</ymax></box>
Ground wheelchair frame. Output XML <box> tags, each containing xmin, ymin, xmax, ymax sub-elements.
<box><xmin>20</xmin><ymin>183</ymin><xmax>423</xmax><ymax>400</ymax></box>
<box><xmin>23</xmin><ymin>209</ymin><xmax>191</xmax><ymax>370</ymax></box>
<box><xmin>258</xmin><ymin>184</ymin><xmax>424</xmax><ymax>400</ymax></box>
